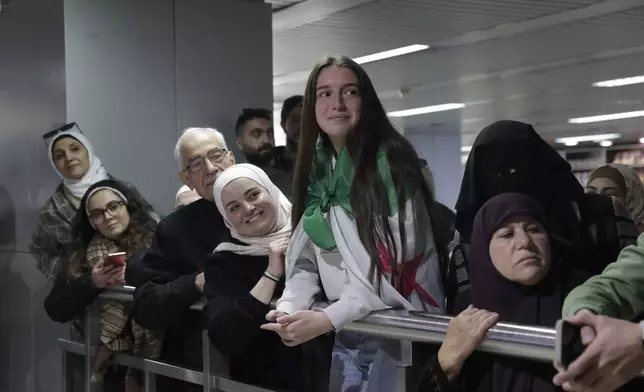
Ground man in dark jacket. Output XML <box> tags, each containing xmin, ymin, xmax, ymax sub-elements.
<box><xmin>125</xmin><ymin>127</ymin><xmax>234</xmax><ymax>392</ymax></box>
<box><xmin>234</xmin><ymin>108</ymin><xmax>292</xmax><ymax>198</ymax></box>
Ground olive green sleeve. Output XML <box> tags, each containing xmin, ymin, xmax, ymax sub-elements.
<box><xmin>563</xmin><ymin>234</ymin><xmax>644</xmax><ymax>319</ymax></box>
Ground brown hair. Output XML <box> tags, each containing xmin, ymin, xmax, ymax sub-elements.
<box><xmin>291</xmin><ymin>56</ymin><xmax>449</xmax><ymax>290</ymax></box>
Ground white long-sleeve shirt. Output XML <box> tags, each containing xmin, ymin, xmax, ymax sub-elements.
<box><xmin>277</xmin><ymin>192</ymin><xmax>445</xmax><ymax>331</ymax></box>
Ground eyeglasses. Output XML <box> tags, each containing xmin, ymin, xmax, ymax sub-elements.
<box><xmin>43</xmin><ymin>122</ymin><xmax>83</xmax><ymax>146</ymax></box>
<box><xmin>88</xmin><ymin>201</ymin><xmax>125</xmax><ymax>225</ymax></box>
<box><xmin>183</xmin><ymin>148</ymin><xmax>229</xmax><ymax>173</ymax></box>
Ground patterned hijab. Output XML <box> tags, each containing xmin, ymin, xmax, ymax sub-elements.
<box><xmin>589</xmin><ymin>164</ymin><xmax>644</xmax><ymax>228</ymax></box>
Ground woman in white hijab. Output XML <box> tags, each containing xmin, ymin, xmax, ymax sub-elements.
<box><xmin>29</xmin><ymin>123</ymin><xmax>156</xmax><ymax>281</ymax></box>
<box><xmin>202</xmin><ymin>163</ymin><xmax>304</xmax><ymax>391</ymax></box>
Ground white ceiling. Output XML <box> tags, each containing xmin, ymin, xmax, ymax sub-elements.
<box><xmin>270</xmin><ymin>0</ymin><xmax>644</xmax><ymax>147</ymax></box>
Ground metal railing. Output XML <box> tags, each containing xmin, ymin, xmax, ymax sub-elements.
<box><xmin>60</xmin><ymin>285</ymin><xmax>560</xmax><ymax>392</ymax></box>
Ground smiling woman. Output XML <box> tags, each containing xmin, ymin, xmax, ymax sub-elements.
<box><xmin>201</xmin><ymin>163</ymin><xmax>304</xmax><ymax>390</ymax></box>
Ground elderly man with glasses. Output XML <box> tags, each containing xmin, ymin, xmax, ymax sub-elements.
<box><xmin>125</xmin><ymin>127</ymin><xmax>234</xmax><ymax>392</ymax></box>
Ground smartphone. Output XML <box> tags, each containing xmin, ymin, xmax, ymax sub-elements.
<box><xmin>555</xmin><ymin>319</ymin><xmax>586</xmax><ymax>368</ymax></box>
<box><xmin>106</xmin><ymin>252</ymin><xmax>127</xmax><ymax>267</ymax></box>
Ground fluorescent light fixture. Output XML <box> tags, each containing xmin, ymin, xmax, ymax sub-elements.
<box><xmin>555</xmin><ymin>133</ymin><xmax>620</xmax><ymax>144</ymax></box>
<box><xmin>593</xmin><ymin>75</ymin><xmax>644</xmax><ymax>87</ymax></box>
<box><xmin>388</xmin><ymin>103</ymin><xmax>466</xmax><ymax>118</ymax></box>
<box><xmin>599</xmin><ymin>140</ymin><xmax>613</xmax><ymax>147</ymax></box>
<box><xmin>461</xmin><ymin>145</ymin><xmax>472</xmax><ymax>153</ymax></box>
<box><xmin>569</xmin><ymin>110</ymin><xmax>644</xmax><ymax>124</ymax></box>
<box><xmin>354</xmin><ymin>44</ymin><xmax>429</xmax><ymax>65</ymax></box>
<box><xmin>564</xmin><ymin>141</ymin><xmax>578</xmax><ymax>147</ymax></box>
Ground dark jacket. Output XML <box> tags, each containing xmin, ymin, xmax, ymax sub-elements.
<box><xmin>203</xmin><ymin>251</ymin><xmax>303</xmax><ymax>391</ymax></box>
<box><xmin>45</xmin><ymin>271</ymin><xmax>101</xmax><ymax>323</ymax></box>
<box><xmin>125</xmin><ymin>199</ymin><xmax>228</xmax><ymax>392</ymax></box>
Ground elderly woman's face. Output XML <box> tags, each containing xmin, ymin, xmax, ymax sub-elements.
<box><xmin>87</xmin><ymin>190</ymin><xmax>130</xmax><ymax>240</ymax></box>
<box><xmin>220</xmin><ymin>177</ymin><xmax>277</xmax><ymax>237</ymax></box>
<box><xmin>52</xmin><ymin>137</ymin><xmax>90</xmax><ymax>180</ymax></box>
<box><xmin>488</xmin><ymin>216</ymin><xmax>550</xmax><ymax>286</ymax></box>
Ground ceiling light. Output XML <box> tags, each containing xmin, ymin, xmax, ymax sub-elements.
<box><xmin>640</xmin><ymin>137</ymin><xmax>644</xmax><ymax>144</ymax></box>
<box><xmin>568</xmin><ymin>110</ymin><xmax>644</xmax><ymax>124</ymax></box>
<box><xmin>599</xmin><ymin>140</ymin><xmax>613</xmax><ymax>147</ymax></box>
<box><xmin>461</xmin><ymin>145</ymin><xmax>472</xmax><ymax>153</ymax></box>
<box><xmin>387</xmin><ymin>103</ymin><xmax>466</xmax><ymax>118</ymax></box>
<box><xmin>593</xmin><ymin>75</ymin><xmax>644</xmax><ymax>88</ymax></box>
<box><xmin>555</xmin><ymin>133</ymin><xmax>620</xmax><ymax>144</ymax></box>
<box><xmin>354</xmin><ymin>44</ymin><xmax>429</xmax><ymax>65</ymax></box>
<box><xmin>564</xmin><ymin>141</ymin><xmax>578</xmax><ymax>147</ymax></box>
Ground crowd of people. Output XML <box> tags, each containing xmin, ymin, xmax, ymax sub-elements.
<box><xmin>30</xmin><ymin>55</ymin><xmax>644</xmax><ymax>392</ymax></box>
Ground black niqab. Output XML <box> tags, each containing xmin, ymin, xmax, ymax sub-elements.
<box><xmin>455</xmin><ymin>120</ymin><xmax>584</xmax><ymax>244</ymax></box>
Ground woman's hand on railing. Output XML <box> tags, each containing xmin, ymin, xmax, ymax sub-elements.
<box><xmin>437</xmin><ymin>305</ymin><xmax>499</xmax><ymax>381</ymax></box>
<box><xmin>91</xmin><ymin>259</ymin><xmax>125</xmax><ymax>289</ymax></box>
<box><xmin>261</xmin><ymin>310</ymin><xmax>333</xmax><ymax>347</ymax></box>
<box><xmin>265</xmin><ymin>310</ymin><xmax>288</xmax><ymax>322</ymax></box>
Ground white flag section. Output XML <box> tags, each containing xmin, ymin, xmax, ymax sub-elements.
<box><xmin>278</xmin><ymin>192</ymin><xmax>445</xmax><ymax>331</ymax></box>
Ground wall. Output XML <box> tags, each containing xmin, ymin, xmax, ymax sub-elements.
<box><xmin>0</xmin><ymin>0</ymin><xmax>68</xmax><ymax>391</ymax></box>
<box><xmin>174</xmin><ymin>0</ymin><xmax>273</xmax><ymax>152</ymax></box>
<box><xmin>64</xmin><ymin>0</ymin><xmax>178</xmax><ymax>214</ymax></box>
<box><xmin>65</xmin><ymin>0</ymin><xmax>274</xmax><ymax>215</ymax></box>
<box><xmin>405</xmin><ymin>126</ymin><xmax>462</xmax><ymax>209</ymax></box>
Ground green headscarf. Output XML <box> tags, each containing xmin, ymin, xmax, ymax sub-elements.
<box><xmin>302</xmin><ymin>144</ymin><xmax>399</xmax><ymax>250</ymax></box>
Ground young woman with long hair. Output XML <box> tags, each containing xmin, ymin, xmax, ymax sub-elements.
<box><xmin>262</xmin><ymin>56</ymin><xmax>451</xmax><ymax>391</ymax></box>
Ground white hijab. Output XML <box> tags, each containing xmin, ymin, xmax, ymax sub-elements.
<box><xmin>213</xmin><ymin>163</ymin><xmax>292</xmax><ymax>256</ymax></box>
<box><xmin>48</xmin><ymin>130</ymin><xmax>109</xmax><ymax>199</ymax></box>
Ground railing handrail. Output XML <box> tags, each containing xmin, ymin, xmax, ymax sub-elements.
<box><xmin>100</xmin><ymin>285</ymin><xmax>556</xmax><ymax>363</ymax></box>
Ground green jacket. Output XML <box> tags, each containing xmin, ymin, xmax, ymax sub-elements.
<box><xmin>563</xmin><ymin>234</ymin><xmax>644</xmax><ymax>319</ymax></box>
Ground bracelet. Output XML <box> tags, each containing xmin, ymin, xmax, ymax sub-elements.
<box><xmin>263</xmin><ymin>270</ymin><xmax>281</xmax><ymax>283</ymax></box>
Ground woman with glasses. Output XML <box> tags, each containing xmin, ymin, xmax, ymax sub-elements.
<box><xmin>30</xmin><ymin>124</ymin><xmax>157</xmax><ymax>282</ymax></box>
<box><xmin>45</xmin><ymin>180</ymin><xmax>161</xmax><ymax>392</ymax></box>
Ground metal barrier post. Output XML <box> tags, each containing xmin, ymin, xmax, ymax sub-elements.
<box><xmin>62</xmin><ymin>347</ymin><xmax>69</xmax><ymax>392</ymax></box>
<box><xmin>144</xmin><ymin>369</ymin><xmax>156</xmax><ymax>392</ymax></box>
<box><xmin>395</xmin><ymin>340</ymin><xmax>413</xmax><ymax>392</ymax></box>
<box><xmin>202</xmin><ymin>329</ymin><xmax>212</xmax><ymax>391</ymax></box>
<box><xmin>84</xmin><ymin>309</ymin><xmax>93</xmax><ymax>392</ymax></box>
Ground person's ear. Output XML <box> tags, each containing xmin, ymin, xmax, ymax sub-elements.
<box><xmin>229</xmin><ymin>151</ymin><xmax>236</xmax><ymax>165</ymax></box>
<box><xmin>178</xmin><ymin>171</ymin><xmax>193</xmax><ymax>189</ymax></box>
<box><xmin>236</xmin><ymin>137</ymin><xmax>243</xmax><ymax>152</ymax></box>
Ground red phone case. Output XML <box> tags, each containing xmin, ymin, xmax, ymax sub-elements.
<box><xmin>107</xmin><ymin>252</ymin><xmax>126</xmax><ymax>266</ymax></box>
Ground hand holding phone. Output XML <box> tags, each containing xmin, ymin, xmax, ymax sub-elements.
<box><xmin>106</xmin><ymin>252</ymin><xmax>127</xmax><ymax>267</ymax></box>
<box><xmin>556</xmin><ymin>319</ymin><xmax>587</xmax><ymax>368</ymax></box>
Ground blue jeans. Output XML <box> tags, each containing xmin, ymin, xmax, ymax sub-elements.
<box><xmin>329</xmin><ymin>332</ymin><xmax>398</xmax><ymax>392</ymax></box>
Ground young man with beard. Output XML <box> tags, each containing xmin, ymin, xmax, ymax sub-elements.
<box><xmin>235</xmin><ymin>108</ymin><xmax>291</xmax><ymax>198</ymax></box>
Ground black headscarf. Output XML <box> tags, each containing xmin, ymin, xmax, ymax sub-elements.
<box><xmin>455</xmin><ymin>120</ymin><xmax>584</xmax><ymax>244</ymax></box>
<box><xmin>469</xmin><ymin>193</ymin><xmax>590</xmax><ymax>392</ymax></box>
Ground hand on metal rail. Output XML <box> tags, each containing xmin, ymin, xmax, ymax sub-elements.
<box><xmin>437</xmin><ymin>306</ymin><xmax>499</xmax><ymax>381</ymax></box>
<box><xmin>553</xmin><ymin>310</ymin><xmax>644</xmax><ymax>392</ymax></box>
<box><xmin>261</xmin><ymin>310</ymin><xmax>333</xmax><ymax>347</ymax></box>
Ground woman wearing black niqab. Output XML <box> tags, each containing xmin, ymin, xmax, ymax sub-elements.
<box><xmin>446</xmin><ymin>120</ymin><xmax>638</xmax><ymax>313</ymax></box>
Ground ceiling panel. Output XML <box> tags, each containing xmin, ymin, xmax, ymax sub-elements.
<box><xmin>272</xmin><ymin>0</ymin><xmax>644</xmax><ymax>147</ymax></box>
<box><xmin>273</xmin><ymin>0</ymin><xmax>609</xmax><ymax>74</ymax></box>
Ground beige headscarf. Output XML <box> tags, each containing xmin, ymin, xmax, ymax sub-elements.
<box><xmin>589</xmin><ymin>163</ymin><xmax>644</xmax><ymax>227</ymax></box>
<box><xmin>212</xmin><ymin>164</ymin><xmax>292</xmax><ymax>256</ymax></box>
